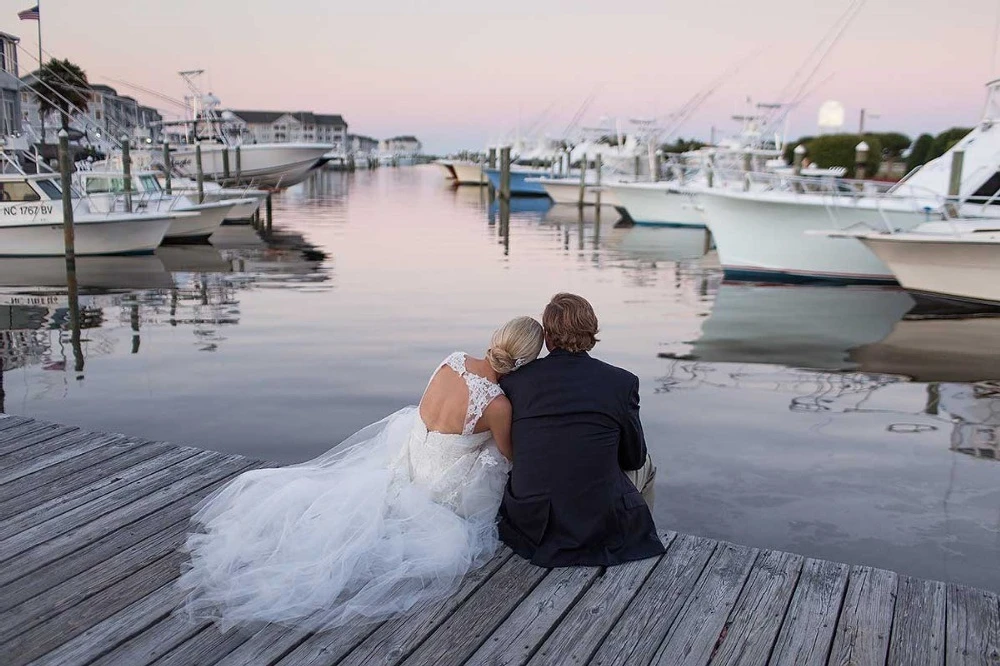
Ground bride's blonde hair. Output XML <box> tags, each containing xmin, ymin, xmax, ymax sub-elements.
<box><xmin>486</xmin><ymin>316</ymin><xmax>544</xmax><ymax>375</ymax></box>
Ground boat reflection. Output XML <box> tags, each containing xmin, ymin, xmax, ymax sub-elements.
<box><xmin>670</xmin><ymin>284</ymin><xmax>916</xmax><ymax>371</ymax></box>
<box><xmin>610</xmin><ymin>225</ymin><xmax>712</xmax><ymax>263</ymax></box>
<box><xmin>0</xmin><ymin>225</ymin><xmax>331</xmax><ymax>377</ymax></box>
<box><xmin>939</xmin><ymin>382</ymin><xmax>1000</xmax><ymax>460</ymax></box>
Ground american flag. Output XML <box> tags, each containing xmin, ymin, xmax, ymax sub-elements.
<box><xmin>18</xmin><ymin>5</ymin><xmax>40</xmax><ymax>21</ymax></box>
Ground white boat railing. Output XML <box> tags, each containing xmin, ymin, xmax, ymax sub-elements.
<box><xmin>703</xmin><ymin>167</ymin><xmax>955</xmax><ymax>231</ymax></box>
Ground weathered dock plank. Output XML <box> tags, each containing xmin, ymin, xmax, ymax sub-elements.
<box><xmin>0</xmin><ymin>426</ymin><xmax>88</xmax><ymax>470</ymax></box>
<box><xmin>0</xmin><ymin>446</ymin><xmax>201</xmax><ymax>546</ymax></box>
<box><xmin>0</xmin><ymin>452</ymin><xmax>253</xmax><ymax>580</ymax></box>
<box><xmin>888</xmin><ymin>576</ymin><xmax>946</xmax><ymax>666</ymax></box>
<box><xmin>828</xmin><ymin>566</ymin><xmax>898</xmax><ymax>666</ymax></box>
<box><xmin>589</xmin><ymin>534</ymin><xmax>718</xmax><ymax>666</ymax></box>
<box><xmin>768</xmin><ymin>558</ymin><xmax>850</xmax><ymax>666</ymax></box>
<box><xmin>525</xmin><ymin>534</ymin><xmax>672</xmax><ymax>666</ymax></box>
<box><xmin>26</xmin><ymin>582</ymin><xmax>184</xmax><ymax>666</ymax></box>
<box><xmin>946</xmin><ymin>584</ymin><xmax>1000</xmax><ymax>666</ymax></box>
<box><xmin>0</xmin><ymin>439</ymin><xmax>175</xmax><ymax>517</ymax></box>
<box><xmin>467</xmin><ymin>564</ymin><xmax>600</xmax><ymax>666</ymax></box>
<box><xmin>0</xmin><ymin>420</ymin><xmax>67</xmax><ymax>454</ymax></box>
<box><xmin>708</xmin><ymin>549</ymin><xmax>803</xmax><ymax>666</ymax></box>
<box><xmin>650</xmin><ymin>543</ymin><xmax>759</xmax><ymax>666</ymax></box>
<box><xmin>397</xmin><ymin>554</ymin><xmax>548</xmax><ymax>666</ymax></box>
<box><xmin>0</xmin><ymin>472</ymin><xmax>234</xmax><ymax>609</ymax></box>
<box><xmin>334</xmin><ymin>548</ymin><xmax>514</xmax><ymax>666</ymax></box>
<box><xmin>1</xmin><ymin>416</ymin><xmax>998</xmax><ymax>666</ymax></box>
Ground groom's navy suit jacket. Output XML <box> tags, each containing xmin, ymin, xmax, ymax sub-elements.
<box><xmin>497</xmin><ymin>349</ymin><xmax>665</xmax><ymax>567</ymax></box>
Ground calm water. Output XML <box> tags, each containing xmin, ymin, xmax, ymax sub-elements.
<box><xmin>5</xmin><ymin>166</ymin><xmax>1000</xmax><ymax>591</ymax></box>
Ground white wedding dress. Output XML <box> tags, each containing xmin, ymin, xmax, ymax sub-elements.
<box><xmin>179</xmin><ymin>352</ymin><xmax>511</xmax><ymax>631</ymax></box>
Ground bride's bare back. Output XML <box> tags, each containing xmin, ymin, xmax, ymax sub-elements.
<box><xmin>419</xmin><ymin>353</ymin><xmax>513</xmax><ymax>458</ymax></box>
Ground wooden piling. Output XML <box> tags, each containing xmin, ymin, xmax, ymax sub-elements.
<box><xmin>265</xmin><ymin>193</ymin><xmax>273</xmax><ymax>233</ymax></box>
<box><xmin>235</xmin><ymin>145</ymin><xmax>242</xmax><ymax>182</ymax></box>
<box><xmin>855</xmin><ymin>141</ymin><xmax>869</xmax><ymax>181</ymax></box>
<box><xmin>58</xmin><ymin>131</ymin><xmax>82</xmax><ymax>372</ymax></box>
<box><xmin>595</xmin><ymin>153</ymin><xmax>603</xmax><ymax>208</ymax></box>
<box><xmin>57</xmin><ymin>131</ymin><xmax>76</xmax><ymax>274</ymax></box>
<box><xmin>653</xmin><ymin>150</ymin><xmax>662</xmax><ymax>183</ymax></box>
<box><xmin>706</xmin><ymin>153</ymin><xmax>715</xmax><ymax>188</ymax></box>
<box><xmin>793</xmin><ymin>144</ymin><xmax>806</xmax><ymax>177</ymax></box>
<box><xmin>222</xmin><ymin>148</ymin><xmax>231</xmax><ymax>181</ymax></box>
<box><xmin>499</xmin><ymin>146</ymin><xmax>511</xmax><ymax>200</ymax></box>
<box><xmin>195</xmin><ymin>142</ymin><xmax>205</xmax><ymax>204</ymax></box>
<box><xmin>634</xmin><ymin>154</ymin><xmax>641</xmax><ymax>179</ymax></box>
<box><xmin>578</xmin><ymin>153</ymin><xmax>588</xmax><ymax>207</ymax></box>
<box><xmin>162</xmin><ymin>142</ymin><xmax>172</xmax><ymax>195</ymax></box>
<box><xmin>121</xmin><ymin>136</ymin><xmax>133</xmax><ymax>213</ymax></box>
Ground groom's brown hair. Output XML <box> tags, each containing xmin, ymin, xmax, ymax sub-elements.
<box><xmin>543</xmin><ymin>293</ymin><xmax>599</xmax><ymax>353</ymax></box>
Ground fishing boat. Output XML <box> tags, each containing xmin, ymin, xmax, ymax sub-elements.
<box><xmin>483</xmin><ymin>167</ymin><xmax>550</xmax><ymax>196</ymax></box>
<box><xmin>434</xmin><ymin>160</ymin><xmax>457</xmax><ymax>180</ymax></box>
<box><xmin>164</xmin><ymin>142</ymin><xmax>330</xmax><ymax>190</ymax></box>
<box><xmin>0</xmin><ymin>174</ymin><xmax>183</xmax><ymax>256</ymax></box>
<box><xmin>826</xmin><ymin>223</ymin><xmax>1000</xmax><ymax>304</ymax></box>
<box><xmin>450</xmin><ymin>162</ymin><xmax>487</xmax><ymax>186</ymax></box>
<box><xmin>76</xmin><ymin>171</ymin><xmax>248</xmax><ymax>241</ymax></box>
<box><xmin>698</xmin><ymin>79</ymin><xmax>1000</xmax><ymax>284</ymax></box>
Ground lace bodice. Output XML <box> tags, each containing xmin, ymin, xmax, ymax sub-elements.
<box><xmin>441</xmin><ymin>352</ymin><xmax>505</xmax><ymax>436</ymax></box>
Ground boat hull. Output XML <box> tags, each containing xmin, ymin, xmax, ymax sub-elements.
<box><xmin>164</xmin><ymin>201</ymin><xmax>231</xmax><ymax>240</ymax></box>
<box><xmin>0</xmin><ymin>216</ymin><xmax>173</xmax><ymax>257</ymax></box>
<box><xmin>167</xmin><ymin>144</ymin><xmax>331</xmax><ymax>189</ymax></box>
<box><xmin>696</xmin><ymin>190</ymin><xmax>937</xmax><ymax>284</ymax></box>
<box><xmin>532</xmin><ymin>178</ymin><xmax>621</xmax><ymax>206</ymax></box>
<box><xmin>450</xmin><ymin>162</ymin><xmax>487</xmax><ymax>186</ymax></box>
<box><xmin>608</xmin><ymin>183</ymin><xmax>705</xmax><ymax>227</ymax></box>
<box><xmin>859</xmin><ymin>235</ymin><xmax>1000</xmax><ymax>304</ymax></box>
<box><xmin>484</xmin><ymin>169</ymin><xmax>549</xmax><ymax>196</ymax></box>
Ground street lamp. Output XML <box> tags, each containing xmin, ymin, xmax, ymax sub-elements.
<box><xmin>859</xmin><ymin>109</ymin><xmax>880</xmax><ymax>134</ymax></box>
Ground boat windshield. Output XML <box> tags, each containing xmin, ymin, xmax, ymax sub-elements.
<box><xmin>140</xmin><ymin>175</ymin><xmax>161</xmax><ymax>192</ymax></box>
<box><xmin>35</xmin><ymin>179</ymin><xmax>63</xmax><ymax>200</ymax></box>
<box><xmin>0</xmin><ymin>180</ymin><xmax>42</xmax><ymax>202</ymax></box>
<box><xmin>84</xmin><ymin>176</ymin><xmax>127</xmax><ymax>194</ymax></box>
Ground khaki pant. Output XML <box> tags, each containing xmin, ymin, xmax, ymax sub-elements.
<box><xmin>625</xmin><ymin>454</ymin><xmax>657</xmax><ymax>510</ymax></box>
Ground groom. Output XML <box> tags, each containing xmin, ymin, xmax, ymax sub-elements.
<box><xmin>498</xmin><ymin>293</ymin><xmax>665</xmax><ymax>567</ymax></box>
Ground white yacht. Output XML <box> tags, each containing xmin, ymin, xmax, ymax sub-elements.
<box><xmin>695</xmin><ymin>80</ymin><xmax>1000</xmax><ymax>283</ymax></box>
<box><xmin>76</xmin><ymin>171</ymin><xmax>250</xmax><ymax>241</ymax></box>
<box><xmin>163</xmin><ymin>142</ymin><xmax>331</xmax><ymax>190</ymax></box>
<box><xmin>0</xmin><ymin>174</ymin><xmax>183</xmax><ymax>256</ymax></box>
<box><xmin>825</xmin><ymin>221</ymin><xmax>1000</xmax><ymax>304</ymax></box>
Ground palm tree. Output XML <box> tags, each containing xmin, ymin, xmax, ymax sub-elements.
<box><xmin>29</xmin><ymin>59</ymin><xmax>91</xmax><ymax>143</ymax></box>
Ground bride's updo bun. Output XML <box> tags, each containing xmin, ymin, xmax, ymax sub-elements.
<box><xmin>487</xmin><ymin>316</ymin><xmax>544</xmax><ymax>375</ymax></box>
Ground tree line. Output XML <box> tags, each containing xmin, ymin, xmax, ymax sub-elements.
<box><xmin>659</xmin><ymin>128</ymin><xmax>973</xmax><ymax>178</ymax></box>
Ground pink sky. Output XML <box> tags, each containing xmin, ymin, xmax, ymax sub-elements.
<box><xmin>8</xmin><ymin>0</ymin><xmax>998</xmax><ymax>152</ymax></box>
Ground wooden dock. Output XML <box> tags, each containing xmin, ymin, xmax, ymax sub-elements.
<box><xmin>0</xmin><ymin>413</ymin><xmax>998</xmax><ymax>666</ymax></box>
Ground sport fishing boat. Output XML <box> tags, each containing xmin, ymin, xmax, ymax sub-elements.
<box><xmin>697</xmin><ymin>80</ymin><xmax>1000</xmax><ymax>284</ymax></box>
<box><xmin>76</xmin><ymin>171</ymin><xmax>251</xmax><ymax>241</ymax></box>
<box><xmin>0</xmin><ymin>174</ymin><xmax>184</xmax><ymax>256</ymax></box>
<box><xmin>823</xmin><ymin>221</ymin><xmax>1000</xmax><ymax>305</ymax></box>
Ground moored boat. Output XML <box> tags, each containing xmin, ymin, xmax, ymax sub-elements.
<box><xmin>0</xmin><ymin>174</ymin><xmax>182</xmax><ymax>256</ymax></box>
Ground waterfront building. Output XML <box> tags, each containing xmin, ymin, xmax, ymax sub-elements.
<box><xmin>19</xmin><ymin>79</ymin><xmax>162</xmax><ymax>146</ymax></box>
<box><xmin>0</xmin><ymin>31</ymin><xmax>23</xmax><ymax>141</ymax></box>
<box><xmin>230</xmin><ymin>110</ymin><xmax>348</xmax><ymax>154</ymax></box>
<box><xmin>380</xmin><ymin>135</ymin><xmax>422</xmax><ymax>157</ymax></box>
<box><xmin>348</xmin><ymin>133</ymin><xmax>378</xmax><ymax>156</ymax></box>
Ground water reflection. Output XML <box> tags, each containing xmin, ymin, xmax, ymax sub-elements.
<box><xmin>0</xmin><ymin>226</ymin><xmax>330</xmax><ymax>377</ymax></box>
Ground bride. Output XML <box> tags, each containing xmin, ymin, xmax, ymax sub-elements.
<box><xmin>179</xmin><ymin>316</ymin><xmax>545</xmax><ymax>631</ymax></box>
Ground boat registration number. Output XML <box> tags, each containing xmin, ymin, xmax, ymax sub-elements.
<box><xmin>1</xmin><ymin>204</ymin><xmax>55</xmax><ymax>216</ymax></box>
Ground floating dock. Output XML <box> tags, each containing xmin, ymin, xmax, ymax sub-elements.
<box><xmin>0</xmin><ymin>413</ymin><xmax>996</xmax><ymax>665</ymax></box>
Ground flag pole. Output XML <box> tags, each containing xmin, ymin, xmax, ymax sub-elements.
<box><xmin>36</xmin><ymin>0</ymin><xmax>44</xmax><ymax>145</ymax></box>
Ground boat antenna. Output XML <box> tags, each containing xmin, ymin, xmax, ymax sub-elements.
<box><xmin>992</xmin><ymin>0</ymin><xmax>1000</xmax><ymax>79</ymax></box>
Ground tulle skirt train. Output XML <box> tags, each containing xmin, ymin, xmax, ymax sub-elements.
<box><xmin>178</xmin><ymin>407</ymin><xmax>508</xmax><ymax>632</ymax></box>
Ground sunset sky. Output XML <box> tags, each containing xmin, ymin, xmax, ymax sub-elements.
<box><xmin>7</xmin><ymin>0</ymin><xmax>1000</xmax><ymax>153</ymax></box>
